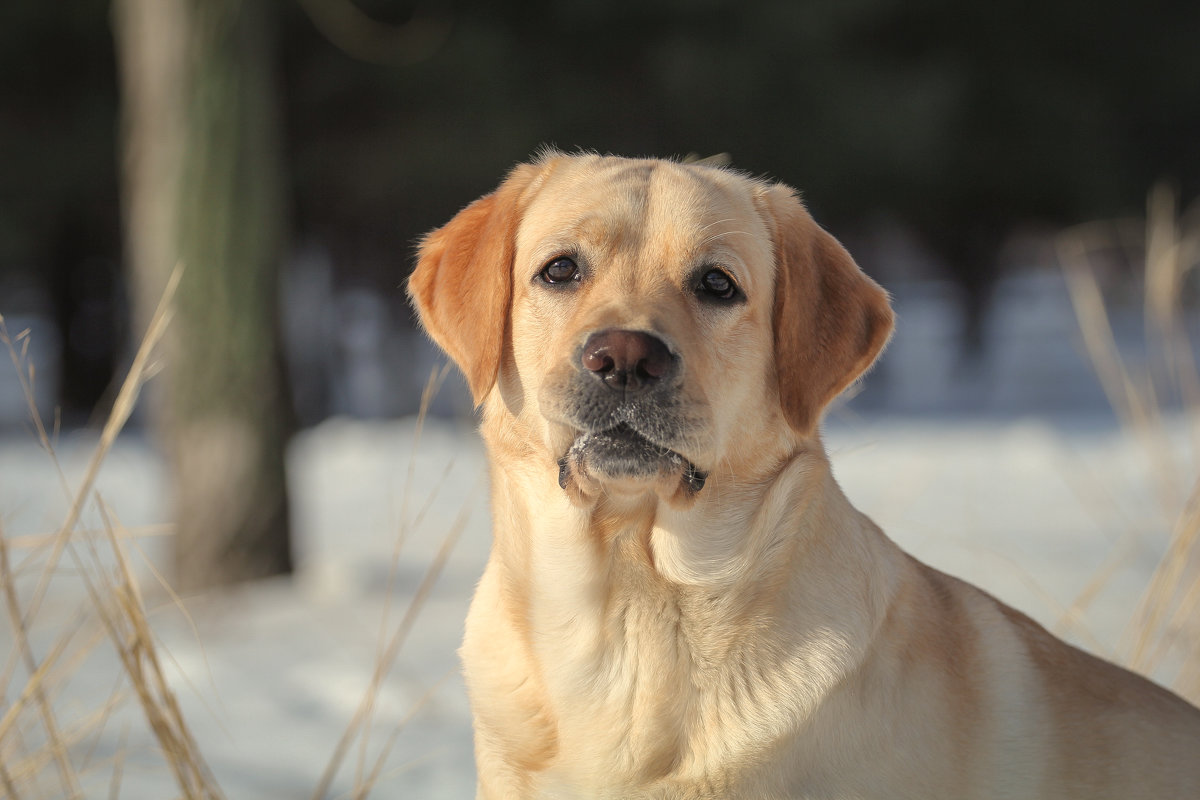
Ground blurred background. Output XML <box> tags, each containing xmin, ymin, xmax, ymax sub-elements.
<box><xmin>4</xmin><ymin>0</ymin><xmax>1199</xmax><ymax>426</ymax></box>
<box><xmin>1</xmin><ymin>1</ymin><xmax>1199</xmax><ymax>796</ymax></box>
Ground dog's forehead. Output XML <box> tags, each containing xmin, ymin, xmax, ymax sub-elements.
<box><xmin>517</xmin><ymin>157</ymin><xmax>772</xmax><ymax>282</ymax></box>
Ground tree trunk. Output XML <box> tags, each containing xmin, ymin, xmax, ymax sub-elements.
<box><xmin>113</xmin><ymin>0</ymin><xmax>293</xmax><ymax>592</ymax></box>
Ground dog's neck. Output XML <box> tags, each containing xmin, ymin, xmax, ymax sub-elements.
<box><xmin>483</xmin><ymin>414</ymin><xmax>881</xmax><ymax>588</ymax></box>
<box><xmin>474</xmin><ymin>416</ymin><xmax>900</xmax><ymax>790</ymax></box>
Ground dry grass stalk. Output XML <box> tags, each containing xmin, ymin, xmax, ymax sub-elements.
<box><xmin>0</xmin><ymin>533</ymin><xmax>84</xmax><ymax>798</ymax></box>
<box><xmin>108</xmin><ymin>724</ymin><xmax>130</xmax><ymax>800</ymax></box>
<box><xmin>354</xmin><ymin>364</ymin><xmax>451</xmax><ymax>783</ymax></box>
<box><xmin>1</xmin><ymin>264</ymin><xmax>224</xmax><ymax>798</ymax></box>
<box><xmin>347</xmin><ymin>671</ymin><xmax>454</xmax><ymax>800</ymax></box>
<box><xmin>8</xmin><ymin>524</ymin><xmax>174</xmax><ymax>552</ymax></box>
<box><xmin>310</xmin><ymin>512</ymin><xmax>467</xmax><ymax>800</ymax></box>
<box><xmin>5</xmin><ymin>274</ymin><xmax>466</xmax><ymax>797</ymax></box>
<box><xmin>1057</xmin><ymin>185</ymin><xmax>1200</xmax><ymax>702</ymax></box>
<box><xmin>18</xmin><ymin>265</ymin><xmax>181</xmax><ymax>630</ymax></box>
<box><xmin>311</xmin><ymin>365</ymin><xmax>468</xmax><ymax>800</ymax></box>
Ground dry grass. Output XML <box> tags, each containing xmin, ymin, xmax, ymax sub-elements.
<box><xmin>310</xmin><ymin>365</ymin><xmax>468</xmax><ymax>800</ymax></box>
<box><xmin>0</xmin><ymin>265</ymin><xmax>223</xmax><ymax>799</ymax></box>
<box><xmin>1</xmin><ymin>268</ymin><xmax>464</xmax><ymax>798</ymax></box>
<box><xmin>1058</xmin><ymin>184</ymin><xmax>1200</xmax><ymax>703</ymax></box>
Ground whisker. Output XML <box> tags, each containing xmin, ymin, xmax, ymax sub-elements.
<box><xmin>696</xmin><ymin>230</ymin><xmax>753</xmax><ymax>250</ymax></box>
<box><xmin>696</xmin><ymin>217</ymin><xmax>738</xmax><ymax>235</ymax></box>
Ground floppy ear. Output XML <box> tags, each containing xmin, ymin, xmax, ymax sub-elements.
<box><xmin>761</xmin><ymin>184</ymin><xmax>894</xmax><ymax>436</ymax></box>
<box><xmin>407</xmin><ymin>164</ymin><xmax>540</xmax><ymax>405</ymax></box>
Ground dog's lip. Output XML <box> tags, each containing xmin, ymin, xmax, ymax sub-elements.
<box><xmin>558</xmin><ymin>402</ymin><xmax>685</xmax><ymax>446</ymax></box>
<box><xmin>561</xmin><ymin>423</ymin><xmax>709</xmax><ymax>492</ymax></box>
<box><xmin>572</xmin><ymin>422</ymin><xmax>677</xmax><ymax>460</ymax></box>
<box><xmin>552</xmin><ymin>404</ymin><xmax>702</xmax><ymax>466</ymax></box>
<box><xmin>589</xmin><ymin>422</ymin><xmax>662</xmax><ymax>445</ymax></box>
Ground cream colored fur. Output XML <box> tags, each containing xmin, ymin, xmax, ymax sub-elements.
<box><xmin>409</xmin><ymin>152</ymin><xmax>1200</xmax><ymax>799</ymax></box>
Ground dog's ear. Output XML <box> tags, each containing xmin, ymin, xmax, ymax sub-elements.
<box><xmin>760</xmin><ymin>184</ymin><xmax>893</xmax><ymax>436</ymax></box>
<box><xmin>408</xmin><ymin>164</ymin><xmax>541</xmax><ymax>405</ymax></box>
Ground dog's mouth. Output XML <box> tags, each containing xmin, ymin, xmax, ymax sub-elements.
<box><xmin>557</xmin><ymin>423</ymin><xmax>708</xmax><ymax>498</ymax></box>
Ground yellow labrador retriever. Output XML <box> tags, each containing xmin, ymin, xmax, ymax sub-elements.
<box><xmin>409</xmin><ymin>151</ymin><xmax>1200</xmax><ymax>799</ymax></box>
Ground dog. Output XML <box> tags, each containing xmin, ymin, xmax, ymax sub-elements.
<box><xmin>408</xmin><ymin>151</ymin><xmax>1200</xmax><ymax>799</ymax></box>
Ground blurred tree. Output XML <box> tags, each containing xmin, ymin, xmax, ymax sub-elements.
<box><xmin>113</xmin><ymin>0</ymin><xmax>294</xmax><ymax>590</ymax></box>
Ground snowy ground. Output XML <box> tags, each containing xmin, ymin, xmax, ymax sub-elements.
<box><xmin>1</xmin><ymin>409</ymin><xmax>1194</xmax><ymax>799</ymax></box>
<box><xmin>2</xmin><ymin>268</ymin><xmax>1197</xmax><ymax>798</ymax></box>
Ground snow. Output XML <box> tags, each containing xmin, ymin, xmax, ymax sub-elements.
<box><xmin>2</xmin><ymin>409</ymin><xmax>1193</xmax><ymax>798</ymax></box>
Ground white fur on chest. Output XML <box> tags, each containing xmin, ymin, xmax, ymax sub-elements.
<box><xmin>513</xmin><ymin>487</ymin><xmax>876</xmax><ymax>796</ymax></box>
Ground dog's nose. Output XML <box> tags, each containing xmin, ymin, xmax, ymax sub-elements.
<box><xmin>581</xmin><ymin>329</ymin><xmax>675</xmax><ymax>393</ymax></box>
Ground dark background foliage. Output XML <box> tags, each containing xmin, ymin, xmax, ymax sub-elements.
<box><xmin>2</xmin><ymin>0</ymin><xmax>1198</xmax><ymax>422</ymax></box>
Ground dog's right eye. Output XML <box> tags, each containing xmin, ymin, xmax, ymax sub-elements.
<box><xmin>696</xmin><ymin>267</ymin><xmax>742</xmax><ymax>302</ymax></box>
<box><xmin>539</xmin><ymin>257</ymin><xmax>581</xmax><ymax>285</ymax></box>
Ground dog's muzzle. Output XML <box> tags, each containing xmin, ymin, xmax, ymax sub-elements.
<box><xmin>553</xmin><ymin>329</ymin><xmax>707</xmax><ymax>500</ymax></box>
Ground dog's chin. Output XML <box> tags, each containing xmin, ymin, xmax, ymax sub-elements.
<box><xmin>557</xmin><ymin>424</ymin><xmax>707</xmax><ymax>509</ymax></box>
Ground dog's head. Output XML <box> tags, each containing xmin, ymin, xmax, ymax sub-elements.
<box><xmin>409</xmin><ymin>153</ymin><xmax>892</xmax><ymax>507</ymax></box>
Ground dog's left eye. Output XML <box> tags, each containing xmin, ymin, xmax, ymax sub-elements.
<box><xmin>696</xmin><ymin>268</ymin><xmax>740</xmax><ymax>301</ymax></box>
<box><xmin>539</xmin><ymin>257</ymin><xmax>581</xmax><ymax>285</ymax></box>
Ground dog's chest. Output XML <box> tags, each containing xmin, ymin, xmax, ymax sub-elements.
<box><xmin>521</xmin><ymin>544</ymin><xmax>817</xmax><ymax>795</ymax></box>
<box><xmin>469</xmin><ymin>493</ymin><xmax>865</xmax><ymax>796</ymax></box>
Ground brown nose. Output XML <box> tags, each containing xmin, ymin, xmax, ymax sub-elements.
<box><xmin>581</xmin><ymin>329</ymin><xmax>675</xmax><ymax>393</ymax></box>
